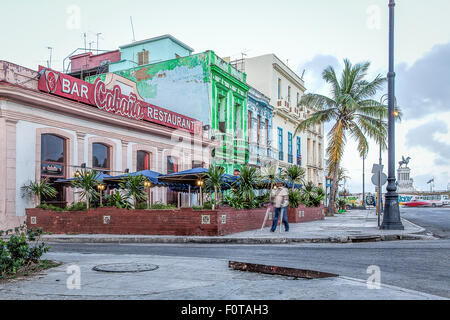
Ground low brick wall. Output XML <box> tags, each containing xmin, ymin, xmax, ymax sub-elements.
<box><xmin>288</xmin><ymin>205</ymin><xmax>325</xmax><ymax>223</ymax></box>
<box><xmin>26</xmin><ymin>205</ymin><xmax>324</xmax><ymax>236</ymax></box>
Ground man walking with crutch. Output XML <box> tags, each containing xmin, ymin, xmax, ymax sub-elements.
<box><xmin>270</xmin><ymin>182</ymin><xmax>289</xmax><ymax>232</ymax></box>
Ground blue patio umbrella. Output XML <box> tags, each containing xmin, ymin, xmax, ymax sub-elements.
<box><xmin>55</xmin><ymin>172</ymin><xmax>112</xmax><ymax>184</ymax></box>
<box><xmin>104</xmin><ymin>169</ymin><xmax>163</xmax><ymax>185</ymax></box>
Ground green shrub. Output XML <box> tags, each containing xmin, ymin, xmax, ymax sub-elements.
<box><xmin>36</xmin><ymin>204</ymin><xmax>64</xmax><ymax>212</ymax></box>
<box><xmin>288</xmin><ymin>189</ymin><xmax>303</xmax><ymax>208</ymax></box>
<box><xmin>65</xmin><ymin>201</ymin><xmax>87</xmax><ymax>211</ymax></box>
<box><xmin>104</xmin><ymin>191</ymin><xmax>132</xmax><ymax>209</ymax></box>
<box><xmin>148</xmin><ymin>203</ymin><xmax>177</xmax><ymax>210</ymax></box>
<box><xmin>0</xmin><ymin>225</ymin><xmax>50</xmax><ymax>279</ymax></box>
<box><xmin>192</xmin><ymin>201</ymin><xmax>213</xmax><ymax>210</ymax></box>
<box><xmin>301</xmin><ymin>182</ymin><xmax>325</xmax><ymax>207</ymax></box>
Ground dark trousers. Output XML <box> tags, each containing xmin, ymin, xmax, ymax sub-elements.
<box><xmin>271</xmin><ymin>206</ymin><xmax>289</xmax><ymax>231</ymax></box>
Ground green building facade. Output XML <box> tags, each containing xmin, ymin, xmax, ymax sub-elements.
<box><xmin>87</xmin><ymin>50</ymin><xmax>249</xmax><ymax>174</ymax></box>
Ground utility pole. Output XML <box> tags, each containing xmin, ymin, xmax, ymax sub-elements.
<box><xmin>381</xmin><ymin>0</ymin><xmax>404</xmax><ymax>230</ymax></box>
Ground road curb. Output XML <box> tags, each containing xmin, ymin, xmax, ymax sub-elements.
<box><xmin>39</xmin><ymin>233</ymin><xmax>435</xmax><ymax>244</ymax></box>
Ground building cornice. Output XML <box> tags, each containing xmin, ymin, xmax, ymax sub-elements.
<box><xmin>272</xmin><ymin>62</ymin><xmax>306</xmax><ymax>92</ymax></box>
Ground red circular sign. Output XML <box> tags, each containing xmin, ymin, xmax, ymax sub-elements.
<box><xmin>46</xmin><ymin>72</ymin><xmax>57</xmax><ymax>92</ymax></box>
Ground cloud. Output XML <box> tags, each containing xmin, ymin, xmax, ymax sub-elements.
<box><xmin>297</xmin><ymin>54</ymin><xmax>341</xmax><ymax>94</ymax></box>
<box><xmin>396</xmin><ymin>42</ymin><xmax>450</xmax><ymax>119</ymax></box>
<box><xmin>405</xmin><ymin>119</ymin><xmax>450</xmax><ymax>165</ymax></box>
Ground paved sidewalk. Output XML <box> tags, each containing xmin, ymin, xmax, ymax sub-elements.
<box><xmin>35</xmin><ymin>210</ymin><xmax>434</xmax><ymax>244</ymax></box>
<box><xmin>0</xmin><ymin>252</ymin><xmax>445</xmax><ymax>300</ymax></box>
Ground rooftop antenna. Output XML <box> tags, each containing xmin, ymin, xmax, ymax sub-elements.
<box><xmin>83</xmin><ymin>32</ymin><xmax>87</xmax><ymax>52</ymax></box>
<box><xmin>130</xmin><ymin>16</ymin><xmax>136</xmax><ymax>42</ymax></box>
<box><xmin>301</xmin><ymin>69</ymin><xmax>305</xmax><ymax>79</ymax></box>
<box><xmin>96</xmin><ymin>33</ymin><xmax>102</xmax><ymax>53</ymax></box>
<box><xmin>88</xmin><ymin>41</ymin><xmax>95</xmax><ymax>52</ymax></box>
<box><xmin>46</xmin><ymin>47</ymin><xmax>53</xmax><ymax>68</ymax></box>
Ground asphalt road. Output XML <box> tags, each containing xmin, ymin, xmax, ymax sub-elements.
<box><xmin>401</xmin><ymin>206</ymin><xmax>450</xmax><ymax>238</ymax></box>
<box><xmin>48</xmin><ymin>240</ymin><xmax>450</xmax><ymax>298</ymax></box>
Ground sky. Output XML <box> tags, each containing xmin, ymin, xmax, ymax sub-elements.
<box><xmin>1</xmin><ymin>0</ymin><xmax>449</xmax><ymax>193</ymax></box>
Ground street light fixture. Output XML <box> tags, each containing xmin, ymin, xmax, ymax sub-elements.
<box><xmin>143</xmin><ymin>180</ymin><xmax>152</xmax><ymax>209</ymax></box>
<box><xmin>97</xmin><ymin>184</ymin><xmax>105</xmax><ymax>206</ymax></box>
<box><xmin>196</xmin><ymin>179</ymin><xmax>204</xmax><ymax>206</ymax></box>
<box><xmin>381</xmin><ymin>0</ymin><xmax>404</xmax><ymax>230</ymax></box>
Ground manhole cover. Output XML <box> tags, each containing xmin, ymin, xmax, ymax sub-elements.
<box><xmin>92</xmin><ymin>263</ymin><xmax>159</xmax><ymax>273</ymax></box>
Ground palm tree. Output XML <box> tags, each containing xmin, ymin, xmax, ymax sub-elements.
<box><xmin>233</xmin><ymin>165</ymin><xmax>260</xmax><ymax>205</ymax></box>
<box><xmin>119</xmin><ymin>174</ymin><xmax>147</xmax><ymax>209</ymax></box>
<box><xmin>21</xmin><ymin>177</ymin><xmax>57</xmax><ymax>207</ymax></box>
<box><xmin>261</xmin><ymin>165</ymin><xmax>279</xmax><ymax>191</ymax></box>
<box><xmin>296</xmin><ymin>59</ymin><xmax>387</xmax><ymax>216</ymax></box>
<box><xmin>205</xmin><ymin>165</ymin><xmax>226</xmax><ymax>210</ymax></box>
<box><xmin>283</xmin><ymin>165</ymin><xmax>306</xmax><ymax>191</ymax></box>
<box><xmin>71</xmin><ymin>170</ymin><xmax>100</xmax><ymax>210</ymax></box>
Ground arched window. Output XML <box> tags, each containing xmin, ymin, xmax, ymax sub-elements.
<box><xmin>137</xmin><ymin>150</ymin><xmax>151</xmax><ymax>171</ymax></box>
<box><xmin>41</xmin><ymin>134</ymin><xmax>66</xmax><ymax>207</ymax></box>
<box><xmin>41</xmin><ymin>134</ymin><xmax>66</xmax><ymax>177</ymax></box>
<box><xmin>92</xmin><ymin>143</ymin><xmax>110</xmax><ymax>171</ymax></box>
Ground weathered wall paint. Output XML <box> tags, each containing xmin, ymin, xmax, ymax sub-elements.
<box><xmin>88</xmin><ymin>51</ymin><xmax>250</xmax><ymax>174</ymax></box>
<box><xmin>110</xmin><ymin>37</ymin><xmax>192</xmax><ymax>72</ymax></box>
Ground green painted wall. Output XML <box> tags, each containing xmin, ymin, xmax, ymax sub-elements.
<box><xmin>87</xmin><ymin>51</ymin><xmax>249</xmax><ymax>174</ymax></box>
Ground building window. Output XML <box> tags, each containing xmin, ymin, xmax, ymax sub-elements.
<box><xmin>192</xmin><ymin>160</ymin><xmax>204</xmax><ymax>169</ymax></box>
<box><xmin>288</xmin><ymin>86</ymin><xmax>291</xmax><ymax>105</ymax></box>
<box><xmin>167</xmin><ymin>156</ymin><xmax>178</xmax><ymax>174</ymax></box>
<box><xmin>265</xmin><ymin>119</ymin><xmax>269</xmax><ymax>146</ymax></box>
<box><xmin>288</xmin><ymin>132</ymin><xmax>293</xmax><ymax>163</ymax></box>
<box><xmin>41</xmin><ymin>134</ymin><xmax>65</xmax><ymax>169</ymax></box>
<box><xmin>41</xmin><ymin>134</ymin><xmax>66</xmax><ymax>206</ymax></box>
<box><xmin>218</xmin><ymin>95</ymin><xmax>226</xmax><ymax>133</ymax></box>
<box><xmin>248</xmin><ymin>111</ymin><xmax>252</xmax><ymax>143</ymax></box>
<box><xmin>136</xmin><ymin>150</ymin><xmax>151</xmax><ymax>171</ymax></box>
<box><xmin>277</xmin><ymin>78</ymin><xmax>282</xmax><ymax>99</ymax></box>
<box><xmin>235</xmin><ymin>103</ymin><xmax>242</xmax><ymax>139</ymax></box>
<box><xmin>257</xmin><ymin>115</ymin><xmax>261</xmax><ymax>144</ymax></box>
<box><xmin>137</xmin><ymin>49</ymin><xmax>149</xmax><ymax>65</ymax></box>
<box><xmin>92</xmin><ymin>143</ymin><xmax>110</xmax><ymax>171</ymax></box>
<box><xmin>296</xmin><ymin>137</ymin><xmax>301</xmax><ymax>165</ymax></box>
<box><xmin>278</xmin><ymin>127</ymin><xmax>283</xmax><ymax>161</ymax></box>
<box><xmin>296</xmin><ymin>92</ymin><xmax>299</xmax><ymax>107</ymax></box>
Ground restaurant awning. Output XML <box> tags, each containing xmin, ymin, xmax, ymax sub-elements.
<box><xmin>103</xmin><ymin>169</ymin><xmax>164</xmax><ymax>185</ymax></box>
<box><xmin>55</xmin><ymin>172</ymin><xmax>112</xmax><ymax>184</ymax></box>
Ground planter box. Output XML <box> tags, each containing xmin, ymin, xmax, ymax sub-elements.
<box><xmin>26</xmin><ymin>207</ymin><xmax>273</xmax><ymax>236</ymax></box>
<box><xmin>287</xmin><ymin>205</ymin><xmax>325</xmax><ymax>223</ymax></box>
<box><xmin>26</xmin><ymin>205</ymin><xmax>324</xmax><ymax>236</ymax></box>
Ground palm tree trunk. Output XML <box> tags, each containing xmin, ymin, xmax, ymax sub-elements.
<box><xmin>327</xmin><ymin>164</ymin><xmax>340</xmax><ymax>216</ymax></box>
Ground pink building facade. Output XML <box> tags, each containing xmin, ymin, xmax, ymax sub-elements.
<box><xmin>0</xmin><ymin>60</ymin><xmax>213</xmax><ymax>231</ymax></box>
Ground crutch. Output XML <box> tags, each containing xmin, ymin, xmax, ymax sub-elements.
<box><xmin>260</xmin><ymin>206</ymin><xmax>271</xmax><ymax>231</ymax></box>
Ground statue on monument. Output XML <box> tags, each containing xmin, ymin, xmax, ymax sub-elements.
<box><xmin>398</xmin><ymin>156</ymin><xmax>411</xmax><ymax>168</ymax></box>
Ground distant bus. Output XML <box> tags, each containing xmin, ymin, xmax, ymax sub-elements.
<box><xmin>399</xmin><ymin>194</ymin><xmax>449</xmax><ymax>207</ymax></box>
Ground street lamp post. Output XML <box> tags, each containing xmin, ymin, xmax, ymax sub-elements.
<box><xmin>144</xmin><ymin>180</ymin><xmax>152</xmax><ymax>209</ymax></box>
<box><xmin>381</xmin><ymin>0</ymin><xmax>404</xmax><ymax>230</ymax></box>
